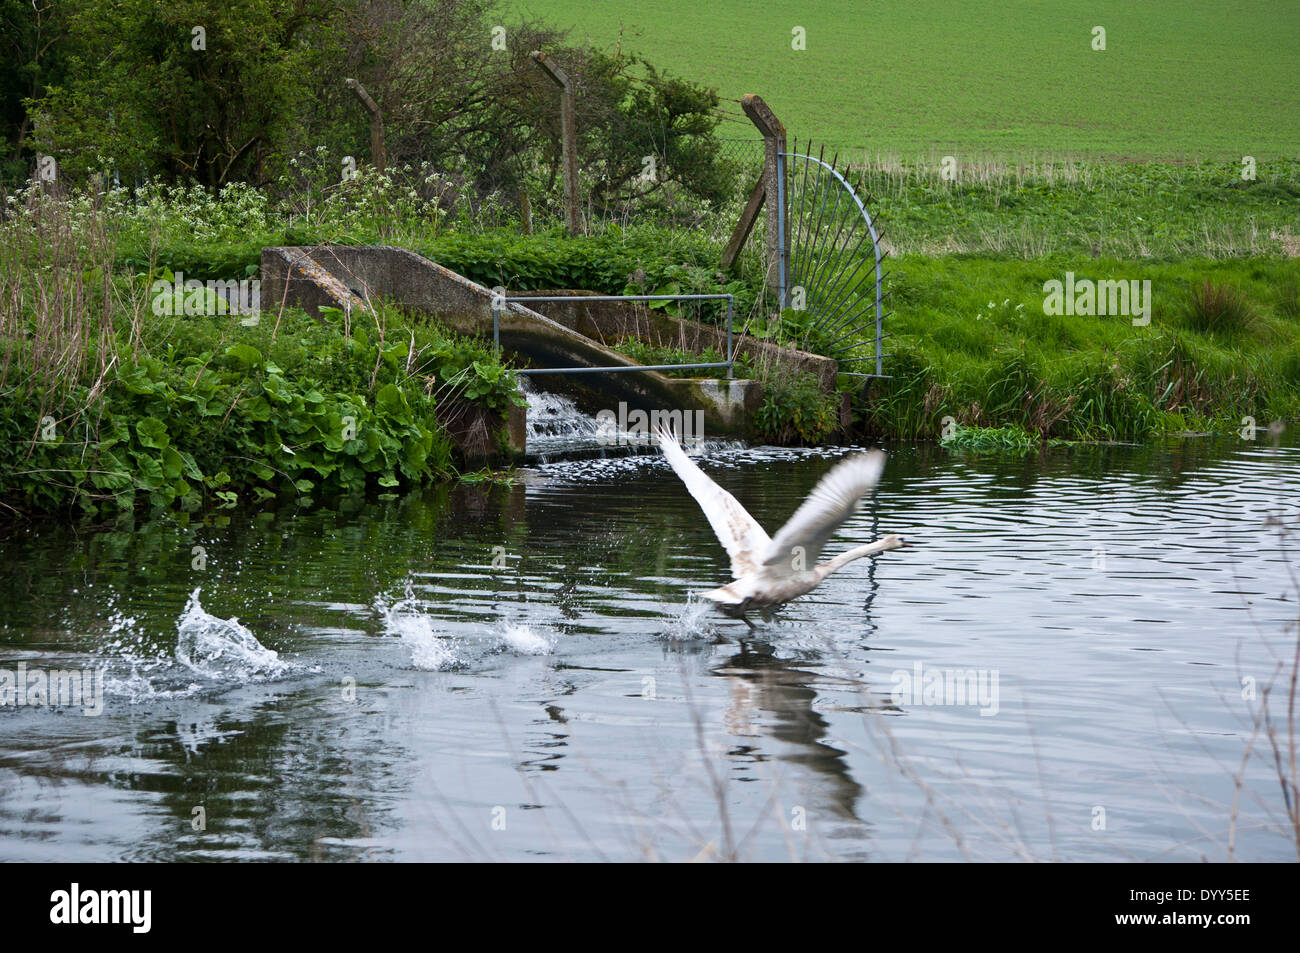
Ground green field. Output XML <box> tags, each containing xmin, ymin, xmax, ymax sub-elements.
<box><xmin>512</xmin><ymin>0</ymin><xmax>1300</xmax><ymax>158</ymax></box>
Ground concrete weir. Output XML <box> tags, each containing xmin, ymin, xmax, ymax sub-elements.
<box><xmin>261</xmin><ymin>245</ymin><xmax>788</xmax><ymax>457</ymax></box>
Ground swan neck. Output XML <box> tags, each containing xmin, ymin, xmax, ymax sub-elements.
<box><xmin>817</xmin><ymin>543</ymin><xmax>879</xmax><ymax>578</ymax></box>
<box><xmin>815</xmin><ymin>536</ymin><xmax>902</xmax><ymax>578</ymax></box>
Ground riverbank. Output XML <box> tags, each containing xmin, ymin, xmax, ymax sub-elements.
<box><xmin>3</xmin><ymin>173</ymin><xmax>1297</xmax><ymax>516</ymax></box>
<box><xmin>856</xmin><ymin>255</ymin><xmax>1299</xmax><ymax>441</ymax></box>
<box><xmin>0</xmin><ymin>304</ymin><xmax>524</xmax><ymax>517</ymax></box>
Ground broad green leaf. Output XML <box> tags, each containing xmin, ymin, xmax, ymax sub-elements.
<box><xmin>130</xmin><ymin>451</ymin><xmax>165</xmax><ymax>490</ymax></box>
<box><xmin>178</xmin><ymin>451</ymin><xmax>204</xmax><ymax>481</ymax></box>
<box><xmin>160</xmin><ymin>446</ymin><xmax>184</xmax><ymax>479</ymax></box>
<box><xmin>225</xmin><ymin>343</ymin><xmax>263</xmax><ymax>368</ymax></box>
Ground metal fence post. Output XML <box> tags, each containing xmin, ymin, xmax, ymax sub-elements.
<box><xmin>726</xmin><ymin>295</ymin><xmax>734</xmax><ymax>379</ymax></box>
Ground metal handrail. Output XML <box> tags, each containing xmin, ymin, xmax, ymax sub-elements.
<box><xmin>492</xmin><ymin>293</ymin><xmax>736</xmax><ymax>378</ymax></box>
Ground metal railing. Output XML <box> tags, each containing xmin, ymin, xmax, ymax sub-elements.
<box><xmin>493</xmin><ymin>294</ymin><xmax>736</xmax><ymax>378</ymax></box>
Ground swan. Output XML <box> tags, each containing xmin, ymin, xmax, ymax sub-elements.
<box><xmin>656</xmin><ymin>426</ymin><xmax>904</xmax><ymax>626</ymax></box>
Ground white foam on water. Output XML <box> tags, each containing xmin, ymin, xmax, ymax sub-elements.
<box><xmin>496</xmin><ymin>623</ymin><xmax>555</xmax><ymax>656</ymax></box>
<box><xmin>377</xmin><ymin>584</ymin><xmax>461</xmax><ymax>671</ymax></box>
<box><xmin>522</xmin><ymin>383</ymin><xmax>600</xmax><ymax>443</ymax></box>
<box><xmin>174</xmin><ymin>587</ymin><xmax>293</xmax><ymax>681</ymax></box>
<box><xmin>105</xmin><ymin>666</ymin><xmax>204</xmax><ymax>703</ymax></box>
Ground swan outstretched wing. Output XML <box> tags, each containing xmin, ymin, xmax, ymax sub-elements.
<box><xmin>656</xmin><ymin>426</ymin><xmax>771</xmax><ymax>579</ymax></box>
<box><xmin>761</xmin><ymin>450</ymin><xmax>886</xmax><ymax>575</ymax></box>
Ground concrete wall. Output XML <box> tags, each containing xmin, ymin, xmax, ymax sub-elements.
<box><xmin>510</xmin><ymin>290</ymin><xmax>839</xmax><ymax>392</ymax></box>
<box><xmin>261</xmin><ymin>245</ymin><xmax>767</xmax><ymax>441</ymax></box>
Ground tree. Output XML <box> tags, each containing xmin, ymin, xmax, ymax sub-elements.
<box><xmin>23</xmin><ymin>0</ymin><xmax>338</xmax><ymax>186</ymax></box>
<box><xmin>0</xmin><ymin>0</ymin><xmax>73</xmax><ymax>184</ymax></box>
<box><xmin>7</xmin><ymin>0</ymin><xmax>737</xmax><ymax>215</ymax></box>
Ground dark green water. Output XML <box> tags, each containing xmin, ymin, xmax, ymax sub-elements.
<box><xmin>1</xmin><ymin>436</ymin><xmax>1297</xmax><ymax>861</ymax></box>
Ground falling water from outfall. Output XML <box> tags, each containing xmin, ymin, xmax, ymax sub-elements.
<box><xmin>520</xmin><ymin>378</ymin><xmax>637</xmax><ymax>462</ymax></box>
<box><xmin>518</xmin><ymin>378</ymin><xmax>747</xmax><ymax>463</ymax></box>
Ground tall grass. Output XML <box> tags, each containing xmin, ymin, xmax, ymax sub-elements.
<box><xmin>1181</xmin><ymin>280</ymin><xmax>1257</xmax><ymax>336</ymax></box>
<box><xmin>0</xmin><ymin>185</ymin><xmax>147</xmax><ymax>437</ymax></box>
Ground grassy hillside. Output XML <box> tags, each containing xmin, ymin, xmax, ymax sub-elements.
<box><xmin>513</xmin><ymin>0</ymin><xmax>1300</xmax><ymax>157</ymax></box>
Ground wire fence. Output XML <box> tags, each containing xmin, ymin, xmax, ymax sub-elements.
<box><xmin>714</xmin><ymin>138</ymin><xmax>765</xmax><ymax>172</ymax></box>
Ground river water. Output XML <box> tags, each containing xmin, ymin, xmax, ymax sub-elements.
<box><xmin>1</xmin><ymin>407</ymin><xmax>1297</xmax><ymax>861</ymax></box>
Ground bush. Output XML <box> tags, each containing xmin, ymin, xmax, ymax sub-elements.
<box><xmin>755</xmin><ymin>371</ymin><xmax>838</xmax><ymax>445</ymax></box>
<box><xmin>0</xmin><ymin>301</ymin><xmax>522</xmax><ymax>516</ymax></box>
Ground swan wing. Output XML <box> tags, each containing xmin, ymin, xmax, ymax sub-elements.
<box><xmin>761</xmin><ymin>450</ymin><xmax>887</xmax><ymax>575</ymax></box>
<box><xmin>656</xmin><ymin>426</ymin><xmax>771</xmax><ymax>579</ymax></box>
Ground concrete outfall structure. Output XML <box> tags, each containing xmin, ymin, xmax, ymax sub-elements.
<box><xmin>261</xmin><ymin>245</ymin><xmax>830</xmax><ymax>460</ymax></box>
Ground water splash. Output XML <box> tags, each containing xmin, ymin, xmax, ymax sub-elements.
<box><xmin>175</xmin><ymin>588</ymin><xmax>292</xmax><ymax>681</ymax></box>
<box><xmin>496</xmin><ymin>623</ymin><xmax>555</xmax><ymax>656</ymax></box>
<box><xmin>377</xmin><ymin>583</ymin><xmax>461</xmax><ymax>671</ymax></box>
<box><xmin>661</xmin><ymin>593</ymin><xmax>718</xmax><ymax>640</ymax></box>
<box><xmin>97</xmin><ymin>606</ymin><xmax>197</xmax><ymax>701</ymax></box>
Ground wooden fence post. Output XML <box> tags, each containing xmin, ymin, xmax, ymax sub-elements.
<box><xmin>740</xmin><ymin>94</ymin><xmax>788</xmax><ymax>309</ymax></box>
<box><xmin>530</xmin><ymin>51</ymin><xmax>580</xmax><ymax>236</ymax></box>
<box><xmin>344</xmin><ymin>78</ymin><xmax>386</xmax><ymax>174</ymax></box>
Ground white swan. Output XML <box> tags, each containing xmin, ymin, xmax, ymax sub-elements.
<box><xmin>656</xmin><ymin>426</ymin><xmax>904</xmax><ymax>625</ymax></box>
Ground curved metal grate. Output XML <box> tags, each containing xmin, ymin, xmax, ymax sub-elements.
<box><xmin>780</xmin><ymin>141</ymin><xmax>890</xmax><ymax>375</ymax></box>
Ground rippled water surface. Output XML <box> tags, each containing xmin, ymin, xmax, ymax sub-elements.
<box><xmin>2</xmin><ymin>434</ymin><xmax>1298</xmax><ymax>861</ymax></box>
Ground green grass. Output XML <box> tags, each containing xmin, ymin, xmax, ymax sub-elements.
<box><xmin>846</xmin><ymin>157</ymin><xmax>1300</xmax><ymax>258</ymax></box>
<box><xmin>851</xmin><ymin>256</ymin><xmax>1300</xmax><ymax>440</ymax></box>
<box><xmin>940</xmin><ymin>424</ymin><xmax>1051</xmax><ymax>453</ymax></box>
<box><xmin>515</xmin><ymin>0</ymin><xmax>1300</xmax><ymax>157</ymax></box>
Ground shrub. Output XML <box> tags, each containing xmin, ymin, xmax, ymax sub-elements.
<box><xmin>1180</xmin><ymin>281</ymin><xmax>1257</xmax><ymax>336</ymax></box>
<box><xmin>0</xmin><ymin>296</ymin><xmax>523</xmax><ymax>515</ymax></box>
<box><xmin>755</xmin><ymin>371</ymin><xmax>838</xmax><ymax>445</ymax></box>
